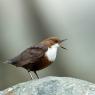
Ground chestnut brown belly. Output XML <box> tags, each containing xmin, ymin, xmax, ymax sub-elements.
<box><xmin>23</xmin><ymin>56</ymin><xmax>53</xmax><ymax>71</ymax></box>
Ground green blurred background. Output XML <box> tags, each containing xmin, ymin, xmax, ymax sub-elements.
<box><xmin>0</xmin><ymin>0</ymin><xmax>95</xmax><ymax>90</ymax></box>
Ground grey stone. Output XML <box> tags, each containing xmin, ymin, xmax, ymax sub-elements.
<box><xmin>2</xmin><ymin>76</ymin><xmax>95</xmax><ymax>95</ymax></box>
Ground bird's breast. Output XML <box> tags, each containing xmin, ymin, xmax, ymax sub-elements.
<box><xmin>45</xmin><ymin>47</ymin><xmax>58</xmax><ymax>62</ymax></box>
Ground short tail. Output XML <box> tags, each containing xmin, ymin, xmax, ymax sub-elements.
<box><xmin>3</xmin><ymin>60</ymin><xmax>12</xmax><ymax>64</ymax></box>
<box><xmin>0</xmin><ymin>58</ymin><xmax>17</xmax><ymax>66</ymax></box>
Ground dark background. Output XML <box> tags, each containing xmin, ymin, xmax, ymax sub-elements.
<box><xmin>0</xmin><ymin>0</ymin><xmax>95</xmax><ymax>90</ymax></box>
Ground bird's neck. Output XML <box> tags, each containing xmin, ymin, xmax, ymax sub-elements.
<box><xmin>45</xmin><ymin>44</ymin><xmax>59</xmax><ymax>62</ymax></box>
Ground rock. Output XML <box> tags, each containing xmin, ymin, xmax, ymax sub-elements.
<box><xmin>1</xmin><ymin>76</ymin><xmax>95</xmax><ymax>95</ymax></box>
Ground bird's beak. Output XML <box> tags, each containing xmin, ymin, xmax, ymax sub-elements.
<box><xmin>59</xmin><ymin>39</ymin><xmax>67</xmax><ymax>50</ymax></box>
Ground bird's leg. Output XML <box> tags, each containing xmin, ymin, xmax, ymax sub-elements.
<box><xmin>28</xmin><ymin>71</ymin><xmax>34</xmax><ymax>80</ymax></box>
<box><xmin>34</xmin><ymin>71</ymin><xmax>39</xmax><ymax>79</ymax></box>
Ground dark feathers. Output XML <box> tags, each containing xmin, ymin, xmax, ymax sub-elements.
<box><xmin>9</xmin><ymin>44</ymin><xmax>48</xmax><ymax>68</ymax></box>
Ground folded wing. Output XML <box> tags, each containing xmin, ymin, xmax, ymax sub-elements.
<box><xmin>10</xmin><ymin>44</ymin><xmax>48</xmax><ymax>67</ymax></box>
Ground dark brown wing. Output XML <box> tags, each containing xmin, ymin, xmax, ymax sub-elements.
<box><xmin>10</xmin><ymin>44</ymin><xmax>48</xmax><ymax>67</ymax></box>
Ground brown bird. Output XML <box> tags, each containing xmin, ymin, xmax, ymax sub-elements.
<box><xmin>5</xmin><ymin>37</ymin><xmax>67</xmax><ymax>79</ymax></box>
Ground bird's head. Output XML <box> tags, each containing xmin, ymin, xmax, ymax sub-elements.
<box><xmin>41</xmin><ymin>37</ymin><xmax>67</xmax><ymax>49</ymax></box>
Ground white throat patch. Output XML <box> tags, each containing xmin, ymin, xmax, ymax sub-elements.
<box><xmin>45</xmin><ymin>43</ymin><xmax>59</xmax><ymax>61</ymax></box>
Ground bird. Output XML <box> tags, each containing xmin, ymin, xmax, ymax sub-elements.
<box><xmin>5</xmin><ymin>37</ymin><xmax>67</xmax><ymax>79</ymax></box>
